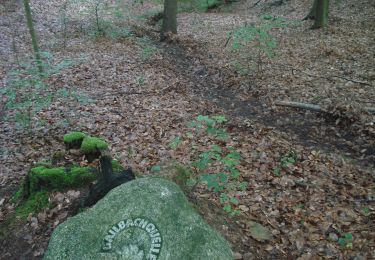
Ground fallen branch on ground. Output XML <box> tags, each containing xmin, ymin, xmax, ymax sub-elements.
<box><xmin>251</xmin><ymin>0</ymin><xmax>262</xmax><ymax>8</ymax></box>
<box><xmin>275</xmin><ymin>101</ymin><xmax>375</xmax><ymax>114</ymax></box>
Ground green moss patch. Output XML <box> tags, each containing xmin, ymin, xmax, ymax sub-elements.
<box><xmin>81</xmin><ymin>137</ymin><xmax>108</xmax><ymax>153</ymax></box>
<box><xmin>111</xmin><ymin>159</ymin><xmax>124</xmax><ymax>172</ymax></box>
<box><xmin>63</xmin><ymin>132</ymin><xmax>86</xmax><ymax>143</ymax></box>
<box><xmin>14</xmin><ymin>165</ymin><xmax>97</xmax><ymax>218</ymax></box>
<box><xmin>16</xmin><ymin>191</ymin><xmax>50</xmax><ymax>219</ymax></box>
<box><xmin>26</xmin><ymin>166</ymin><xmax>97</xmax><ymax>195</ymax></box>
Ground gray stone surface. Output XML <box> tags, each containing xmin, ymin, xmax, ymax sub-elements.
<box><xmin>44</xmin><ymin>177</ymin><xmax>233</xmax><ymax>260</ymax></box>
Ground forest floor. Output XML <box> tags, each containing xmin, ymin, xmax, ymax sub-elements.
<box><xmin>0</xmin><ymin>0</ymin><xmax>374</xmax><ymax>259</ymax></box>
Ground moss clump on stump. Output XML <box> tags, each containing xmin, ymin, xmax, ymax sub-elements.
<box><xmin>81</xmin><ymin>137</ymin><xmax>108</xmax><ymax>152</ymax></box>
<box><xmin>15</xmin><ymin>165</ymin><xmax>97</xmax><ymax>218</ymax></box>
<box><xmin>81</xmin><ymin>137</ymin><xmax>108</xmax><ymax>162</ymax></box>
<box><xmin>63</xmin><ymin>132</ymin><xmax>109</xmax><ymax>162</ymax></box>
<box><xmin>63</xmin><ymin>132</ymin><xmax>86</xmax><ymax>149</ymax></box>
<box><xmin>13</xmin><ymin>132</ymin><xmax>132</xmax><ymax>218</ymax></box>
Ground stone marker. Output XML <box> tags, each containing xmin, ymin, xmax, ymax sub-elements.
<box><xmin>44</xmin><ymin>177</ymin><xmax>233</xmax><ymax>260</ymax></box>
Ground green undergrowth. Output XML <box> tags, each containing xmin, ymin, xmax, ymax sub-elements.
<box><xmin>155</xmin><ymin>115</ymin><xmax>248</xmax><ymax>217</ymax></box>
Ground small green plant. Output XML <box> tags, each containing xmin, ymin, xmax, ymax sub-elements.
<box><xmin>361</xmin><ymin>207</ymin><xmax>370</xmax><ymax>217</ymax></box>
<box><xmin>229</xmin><ymin>14</ymin><xmax>289</xmax><ymax>73</ymax></box>
<box><xmin>136</xmin><ymin>75</ymin><xmax>146</xmax><ymax>87</ymax></box>
<box><xmin>338</xmin><ymin>233</ymin><xmax>353</xmax><ymax>249</ymax></box>
<box><xmin>172</xmin><ymin>115</ymin><xmax>247</xmax><ymax>216</ymax></box>
<box><xmin>272</xmin><ymin>151</ymin><xmax>297</xmax><ymax>176</ymax></box>
<box><xmin>188</xmin><ymin>115</ymin><xmax>228</xmax><ymax>140</ymax></box>
<box><xmin>197</xmin><ymin>145</ymin><xmax>247</xmax><ymax>216</ymax></box>
<box><xmin>169</xmin><ymin>137</ymin><xmax>182</xmax><ymax>150</ymax></box>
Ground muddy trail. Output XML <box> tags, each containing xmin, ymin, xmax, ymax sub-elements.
<box><xmin>155</xmin><ymin>41</ymin><xmax>375</xmax><ymax>168</ymax></box>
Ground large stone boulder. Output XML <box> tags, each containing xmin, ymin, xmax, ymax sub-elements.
<box><xmin>44</xmin><ymin>177</ymin><xmax>233</xmax><ymax>260</ymax></box>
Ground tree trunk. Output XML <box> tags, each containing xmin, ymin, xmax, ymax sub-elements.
<box><xmin>312</xmin><ymin>0</ymin><xmax>329</xmax><ymax>29</ymax></box>
<box><xmin>303</xmin><ymin>0</ymin><xmax>318</xmax><ymax>20</ymax></box>
<box><xmin>160</xmin><ymin>0</ymin><xmax>177</xmax><ymax>41</ymax></box>
<box><xmin>23</xmin><ymin>0</ymin><xmax>43</xmax><ymax>73</ymax></box>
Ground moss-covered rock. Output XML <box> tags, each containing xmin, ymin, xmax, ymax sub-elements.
<box><xmin>81</xmin><ymin>137</ymin><xmax>109</xmax><ymax>162</ymax></box>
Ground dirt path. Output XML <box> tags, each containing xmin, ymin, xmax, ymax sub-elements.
<box><xmin>156</xmin><ymin>41</ymin><xmax>375</xmax><ymax>167</ymax></box>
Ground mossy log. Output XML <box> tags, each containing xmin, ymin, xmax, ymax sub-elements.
<box><xmin>21</xmin><ymin>166</ymin><xmax>97</xmax><ymax>199</ymax></box>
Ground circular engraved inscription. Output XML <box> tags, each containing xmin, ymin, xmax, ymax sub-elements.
<box><xmin>102</xmin><ymin>217</ymin><xmax>162</xmax><ymax>260</ymax></box>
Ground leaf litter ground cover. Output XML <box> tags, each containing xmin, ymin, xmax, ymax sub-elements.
<box><xmin>0</xmin><ymin>0</ymin><xmax>374</xmax><ymax>259</ymax></box>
